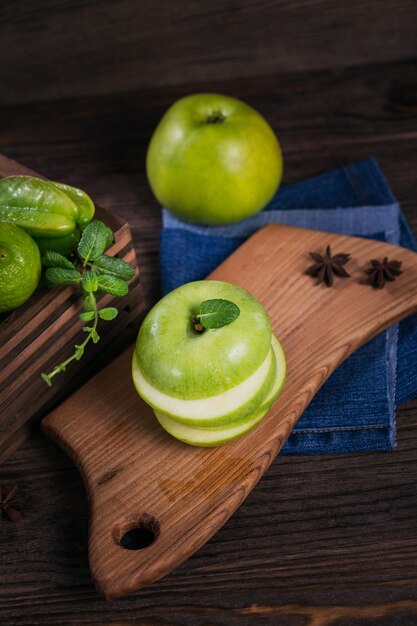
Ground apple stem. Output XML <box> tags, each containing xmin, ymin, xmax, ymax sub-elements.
<box><xmin>205</xmin><ymin>112</ymin><xmax>225</xmax><ymax>125</ymax></box>
<box><xmin>192</xmin><ymin>316</ymin><xmax>205</xmax><ymax>334</ymax></box>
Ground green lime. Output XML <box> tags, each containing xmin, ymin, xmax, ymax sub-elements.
<box><xmin>0</xmin><ymin>223</ymin><xmax>41</xmax><ymax>313</ymax></box>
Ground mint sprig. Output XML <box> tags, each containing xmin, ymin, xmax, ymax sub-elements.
<box><xmin>41</xmin><ymin>220</ymin><xmax>134</xmax><ymax>386</ymax></box>
<box><xmin>193</xmin><ymin>299</ymin><xmax>240</xmax><ymax>332</ymax></box>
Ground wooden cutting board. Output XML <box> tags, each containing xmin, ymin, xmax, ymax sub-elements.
<box><xmin>42</xmin><ymin>223</ymin><xmax>417</xmax><ymax>599</ymax></box>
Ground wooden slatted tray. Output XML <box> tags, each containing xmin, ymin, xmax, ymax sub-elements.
<box><xmin>0</xmin><ymin>154</ymin><xmax>146</xmax><ymax>464</ymax></box>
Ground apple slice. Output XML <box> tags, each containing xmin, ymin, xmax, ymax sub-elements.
<box><xmin>153</xmin><ymin>334</ymin><xmax>286</xmax><ymax>446</ymax></box>
<box><xmin>172</xmin><ymin>333</ymin><xmax>286</xmax><ymax>429</ymax></box>
<box><xmin>132</xmin><ymin>345</ymin><xmax>275</xmax><ymax>427</ymax></box>
<box><xmin>259</xmin><ymin>334</ymin><xmax>286</xmax><ymax>410</ymax></box>
<box><xmin>154</xmin><ymin>405</ymin><xmax>269</xmax><ymax>447</ymax></box>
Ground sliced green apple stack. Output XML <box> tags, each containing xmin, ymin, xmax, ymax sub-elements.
<box><xmin>132</xmin><ymin>280</ymin><xmax>286</xmax><ymax>447</ymax></box>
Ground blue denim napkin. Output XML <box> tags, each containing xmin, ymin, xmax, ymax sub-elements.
<box><xmin>160</xmin><ymin>158</ymin><xmax>417</xmax><ymax>454</ymax></box>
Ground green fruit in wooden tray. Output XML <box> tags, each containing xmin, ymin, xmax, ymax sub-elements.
<box><xmin>0</xmin><ymin>176</ymin><xmax>95</xmax><ymax>257</ymax></box>
<box><xmin>0</xmin><ymin>222</ymin><xmax>41</xmax><ymax>313</ymax></box>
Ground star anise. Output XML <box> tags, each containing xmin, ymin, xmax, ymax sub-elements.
<box><xmin>306</xmin><ymin>245</ymin><xmax>350</xmax><ymax>287</ymax></box>
<box><xmin>365</xmin><ymin>257</ymin><xmax>402</xmax><ymax>289</ymax></box>
<box><xmin>0</xmin><ymin>484</ymin><xmax>23</xmax><ymax>522</ymax></box>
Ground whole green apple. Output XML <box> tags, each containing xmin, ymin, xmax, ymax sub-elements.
<box><xmin>146</xmin><ymin>94</ymin><xmax>283</xmax><ymax>225</ymax></box>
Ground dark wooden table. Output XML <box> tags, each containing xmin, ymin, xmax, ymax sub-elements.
<box><xmin>2</xmin><ymin>58</ymin><xmax>417</xmax><ymax>625</ymax></box>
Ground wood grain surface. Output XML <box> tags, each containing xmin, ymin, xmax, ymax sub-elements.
<box><xmin>2</xmin><ymin>1</ymin><xmax>417</xmax><ymax>106</ymax></box>
<box><xmin>42</xmin><ymin>225</ymin><xmax>417</xmax><ymax>599</ymax></box>
<box><xmin>2</xmin><ymin>50</ymin><xmax>417</xmax><ymax>624</ymax></box>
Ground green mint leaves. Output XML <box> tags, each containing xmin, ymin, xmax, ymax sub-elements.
<box><xmin>45</xmin><ymin>267</ymin><xmax>82</xmax><ymax>286</ymax></box>
<box><xmin>96</xmin><ymin>274</ymin><xmax>129</xmax><ymax>296</ymax></box>
<box><xmin>77</xmin><ymin>220</ymin><xmax>110</xmax><ymax>265</ymax></box>
<box><xmin>195</xmin><ymin>299</ymin><xmax>240</xmax><ymax>330</ymax></box>
<box><xmin>79</xmin><ymin>310</ymin><xmax>95</xmax><ymax>321</ymax></box>
<box><xmin>42</xmin><ymin>251</ymin><xmax>75</xmax><ymax>270</ymax></box>
<box><xmin>99</xmin><ymin>306</ymin><xmax>118</xmax><ymax>320</ymax></box>
<box><xmin>82</xmin><ymin>271</ymin><xmax>99</xmax><ymax>292</ymax></box>
<box><xmin>40</xmin><ymin>219</ymin><xmax>134</xmax><ymax>386</ymax></box>
<box><xmin>93</xmin><ymin>255</ymin><xmax>135</xmax><ymax>280</ymax></box>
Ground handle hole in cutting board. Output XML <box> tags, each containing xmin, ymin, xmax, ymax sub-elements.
<box><xmin>113</xmin><ymin>513</ymin><xmax>160</xmax><ymax>551</ymax></box>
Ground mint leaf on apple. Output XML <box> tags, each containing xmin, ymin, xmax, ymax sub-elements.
<box><xmin>196</xmin><ymin>299</ymin><xmax>240</xmax><ymax>330</ymax></box>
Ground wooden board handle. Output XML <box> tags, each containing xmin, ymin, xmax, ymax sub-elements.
<box><xmin>43</xmin><ymin>224</ymin><xmax>417</xmax><ymax>598</ymax></box>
